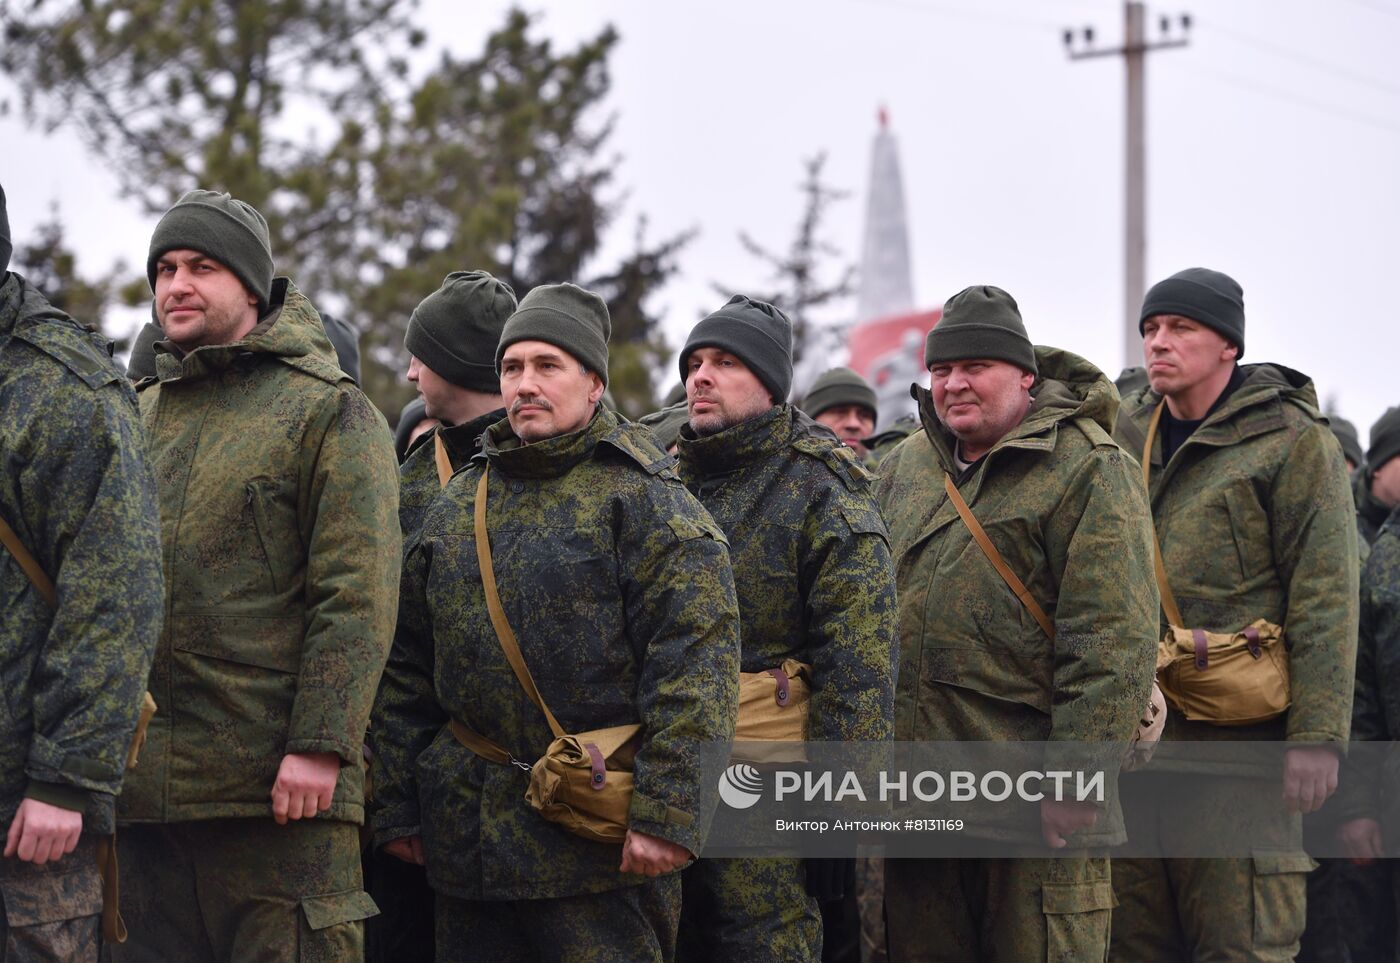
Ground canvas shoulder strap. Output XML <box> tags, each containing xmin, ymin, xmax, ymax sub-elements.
<box><xmin>1141</xmin><ymin>402</ymin><xmax>1185</xmax><ymax>627</ymax></box>
<box><xmin>473</xmin><ymin>467</ymin><xmax>566</xmax><ymax>739</ymax></box>
<box><xmin>942</xmin><ymin>473</ymin><xmax>1055</xmax><ymax>641</ymax></box>
<box><xmin>0</xmin><ymin>513</ymin><xmax>57</xmax><ymax>609</ymax></box>
<box><xmin>434</xmin><ymin>432</ymin><xmax>452</xmax><ymax>488</ymax></box>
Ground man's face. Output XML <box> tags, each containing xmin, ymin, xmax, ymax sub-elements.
<box><xmin>407</xmin><ymin>355</ymin><xmax>457</xmax><ymax>421</ymax></box>
<box><xmin>929</xmin><ymin>359</ymin><xmax>1034</xmax><ymax>457</ymax></box>
<box><xmin>1372</xmin><ymin>456</ymin><xmax>1400</xmax><ymax>509</ymax></box>
<box><xmin>815</xmin><ymin>405</ymin><xmax>876</xmax><ymax>456</ymax></box>
<box><xmin>685</xmin><ymin>347</ymin><xmax>774</xmax><ymax>436</ymax></box>
<box><xmin>153</xmin><ymin>249</ymin><xmax>260</xmax><ymax>350</ymax></box>
<box><xmin>1142</xmin><ymin>314</ymin><xmax>1237</xmax><ymax>398</ymax></box>
<box><xmin>499</xmin><ymin>340</ymin><xmax>604</xmax><ymax>444</ymax></box>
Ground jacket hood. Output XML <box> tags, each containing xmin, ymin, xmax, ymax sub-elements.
<box><xmin>152</xmin><ymin>278</ymin><xmax>345</xmax><ymax>385</ymax></box>
<box><xmin>1122</xmin><ymin>362</ymin><xmax>1322</xmax><ymax>423</ymax></box>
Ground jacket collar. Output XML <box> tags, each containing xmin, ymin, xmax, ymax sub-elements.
<box><xmin>676</xmin><ymin>404</ymin><xmax>789</xmax><ymax>477</ymax></box>
<box><xmin>482</xmin><ymin>405</ymin><xmax>616</xmax><ymax>479</ymax></box>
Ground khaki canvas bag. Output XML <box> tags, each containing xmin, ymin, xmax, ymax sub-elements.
<box><xmin>445</xmin><ymin>468</ymin><xmax>643</xmax><ymax>844</ymax></box>
<box><xmin>943</xmin><ymin>473</ymin><xmax>1167</xmax><ymax>770</ymax></box>
<box><xmin>0</xmin><ymin>511</ymin><xmax>154</xmax><ymax>944</ymax></box>
<box><xmin>1142</xmin><ymin>402</ymin><xmax>1290</xmax><ymax>726</ymax></box>
<box><xmin>732</xmin><ymin>659</ymin><xmax>812</xmax><ymax>763</ymax></box>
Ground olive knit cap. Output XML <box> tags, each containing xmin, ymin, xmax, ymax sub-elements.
<box><xmin>801</xmin><ymin>367</ymin><xmax>878</xmax><ymax>420</ymax></box>
<box><xmin>1329</xmin><ymin>416</ymin><xmax>1363</xmax><ymax>469</ymax></box>
<box><xmin>406</xmin><ymin>271</ymin><xmax>518</xmax><ymax>392</ymax></box>
<box><xmin>495</xmin><ymin>282</ymin><xmax>611</xmax><ymax>385</ymax></box>
<box><xmin>1368</xmin><ymin>406</ymin><xmax>1400</xmax><ymax>473</ymax></box>
<box><xmin>146</xmin><ymin>190</ymin><xmax>275</xmax><ymax>315</ymax></box>
<box><xmin>925</xmin><ymin>285</ymin><xmax>1037</xmax><ymax>376</ymax></box>
<box><xmin>0</xmin><ymin>182</ymin><xmax>11</xmax><ymax>277</ymax></box>
<box><xmin>680</xmin><ymin>295</ymin><xmax>794</xmax><ymax>403</ymax></box>
<box><xmin>1139</xmin><ymin>267</ymin><xmax>1246</xmax><ymax>358</ymax></box>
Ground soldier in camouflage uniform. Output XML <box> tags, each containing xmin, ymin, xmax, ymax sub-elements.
<box><xmin>874</xmin><ymin>285</ymin><xmax>1158</xmax><ymax>963</ymax></box>
<box><xmin>370</xmin><ymin>283</ymin><xmax>742</xmax><ymax>961</ymax></box>
<box><xmin>673</xmin><ymin>295</ymin><xmax>897</xmax><ymax>962</ymax></box>
<box><xmin>113</xmin><ymin>191</ymin><xmax>402</xmax><ymax>963</ymax></box>
<box><xmin>1329</xmin><ymin>415</ymin><xmax>1364</xmax><ymax>480</ymax></box>
<box><xmin>1356</xmin><ymin>408</ymin><xmax>1400</xmax><ymax>546</ymax></box>
<box><xmin>1109</xmin><ymin>268</ymin><xmax>1359</xmax><ymax>962</ymax></box>
<box><xmin>369</xmin><ymin>272</ymin><xmax>517</xmax><ymax>963</ymax></box>
<box><xmin>862</xmin><ymin>414</ymin><xmax>917</xmax><ymax>471</ymax></box>
<box><xmin>800</xmin><ymin>366</ymin><xmax>879</xmax><ymax>460</ymax></box>
<box><xmin>0</xmin><ymin>183</ymin><xmax>164</xmax><ymax>959</ymax></box>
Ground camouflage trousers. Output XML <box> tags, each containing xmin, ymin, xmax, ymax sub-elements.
<box><xmin>1111</xmin><ymin>772</ymin><xmax>1312</xmax><ymax>962</ymax></box>
<box><xmin>109</xmin><ymin>819</ymin><xmax>377</xmax><ymax>963</ymax></box>
<box><xmin>855</xmin><ymin>852</ymin><xmax>887</xmax><ymax>963</ymax></box>
<box><xmin>0</xmin><ymin>834</ymin><xmax>102</xmax><ymax>962</ymax></box>
<box><xmin>1298</xmin><ymin>858</ymin><xmax>1397</xmax><ymax>963</ymax></box>
<box><xmin>884</xmin><ymin>852</ymin><xmax>1113</xmax><ymax>963</ymax></box>
<box><xmin>677</xmin><ymin>857</ymin><xmax>822</xmax><ymax>962</ymax></box>
<box><xmin>433</xmin><ymin>876</ymin><xmax>680</xmax><ymax>963</ymax></box>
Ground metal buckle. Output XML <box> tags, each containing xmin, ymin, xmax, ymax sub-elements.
<box><xmin>508</xmin><ymin>756</ymin><xmax>532</xmax><ymax>773</ymax></box>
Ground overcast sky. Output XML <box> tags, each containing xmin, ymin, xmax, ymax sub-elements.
<box><xmin>4</xmin><ymin>0</ymin><xmax>1397</xmax><ymax>436</ymax></box>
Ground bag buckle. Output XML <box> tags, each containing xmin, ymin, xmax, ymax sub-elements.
<box><xmin>1192</xmin><ymin>629</ymin><xmax>1209</xmax><ymax>671</ymax></box>
<box><xmin>1242</xmin><ymin>625</ymin><xmax>1263</xmax><ymax>659</ymax></box>
<box><xmin>768</xmin><ymin>668</ymin><xmax>791</xmax><ymax>707</ymax></box>
<box><xmin>508</xmin><ymin>756</ymin><xmax>533</xmax><ymax>773</ymax></box>
<box><xmin>585</xmin><ymin>743</ymin><xmax>607</xmax><ymax>791</ymax></box>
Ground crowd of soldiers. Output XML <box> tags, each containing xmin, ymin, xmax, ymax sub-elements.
<box><xmin>1</xmin><ymin>179</ymin><xmax>1396</xmax><ymax>963</ymax></box>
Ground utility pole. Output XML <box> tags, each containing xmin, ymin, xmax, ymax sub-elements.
<box><xmin>1065</xmin><ymin>3</ymin><xmax>1190</xmax><ymax>369</ymax></box>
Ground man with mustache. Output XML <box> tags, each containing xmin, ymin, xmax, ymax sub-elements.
<box><xmin>800</xmin><ymin>367</ymin><xmax>880</xmax><ymax>460</ymax></box>
<box><xmin>370</xmin><ymin>283</ymin><xmax>741</xmax><ymax>960</ymax></box>
<box><xmin>113</xmin><ymin>190</ymin><xmax>402</xmax><ymax>962</ymax></box>
<box><xmin>673</xmin><ymin>295</ymin><xmax>896</xmax><ymax>961</ymax></box>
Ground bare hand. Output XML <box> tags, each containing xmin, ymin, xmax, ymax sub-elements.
<box><xmin>382</xmin><ymin>834</ymin><xmax>426</xmax><ymax>866</ymax></box>
<box><xmin>1337</xmin><ymin>818</ymin><xmax>1384</xmax><ymax>864</ymax></box>
<box><xmin>619</xmin><ymin>829</ymin><xmax>691</xmax><ymax>876</ymax></box>
<box><xmin>1041</xmin><ymin>798</ymin><xmax>1099</xmax><ymax>849</ymax></box>
<box><xmin>271</xmin><ymin>751</ymin><xmax>341</xmax><ymax>825</ymax></box>
<box><xmin>1282</xmin><ymin>747</ymin><xmax>1340</xmax><ymax>815</ymax></box>
<box><xmin>4</xmin><ymin>798</ymin><xmax>82</xmax><ymax>865</ymax></box>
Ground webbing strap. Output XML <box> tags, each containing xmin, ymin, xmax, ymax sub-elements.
<box><xmin>0</xmin><ymin>513</ymin><xmax>56</xmax><ymax>609</ymax></box>
<box><xmin>434</xmin><ymin>433</ymin><xmax>452</xmax><ymax>489</ymax></box>
<box><xmin>1141</xmin><ymin>402</ymin><xmax>1186</xmax><ymax>627</ymax></box>
<box><xmin>96</xmin><ymin>836</ymin><xmax>127</xmax><ymax>943</ymax></box>
<box><xmin>942</xmin><ymin>473</ymin><xmax>1055</xmax><ymax>641</ymax></box>
<box><xmin>447</xmin><ymin>719</ymin><xmax>514</xmax><ymax>766</ymax></box>
<box><xmin>474</xmin><ymin>468</ymin><xmax>567</xmax><ymax>739</ymax></box>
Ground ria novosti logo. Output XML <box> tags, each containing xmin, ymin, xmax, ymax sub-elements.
<box><xmin>718</xmin><ymin>764</ymin><xmax>764</xmax><ymax>809</ymax></box>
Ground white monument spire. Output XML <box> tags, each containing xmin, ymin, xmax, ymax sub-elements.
<box><xmin>856</xmin><ymin>107</ymin><xmax>915</xmax><ymax>323</ymax></box>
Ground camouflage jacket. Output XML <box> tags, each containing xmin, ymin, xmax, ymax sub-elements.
<box><xmin>369</xmin><ymin>407</ymin><xmax>741</xmax><ymax>901</ymax></box>
<box><xmin>1114</xmin><ymin>365</ymin><xmax>1359</xmax><ymax>747</ymax></box>
<box><xmin>397</xmin><ymin>409</ymin><xmax>505</xmax><ymax>546</ymax></box>
<box><xmin>120</xmin><ymin>279</ymin><xmax>401</xmax><ymax>825</ymax></box>
<box><xmin>675</xmin><ymin>405</ymin><xmax>896</xmax><ymax>742</ymax></box>
<box><xmin>1355</xmin><ymin>474</ymin><xmax>1391</xmax><ymax>547</ymax></box>
<box><xmin>863</xmin><ymin>414</ymin><xmax>917</xmax><ymax>471</ymax></box>
<box><xmin>0</xmin><ymin>273</ymin><xmax>163</xmax><ymax>835</ymax></box>
<box><xmin>875</xmin><ymin>348</ymin><xmax>1158</xmax><ymax>845</ymax></box>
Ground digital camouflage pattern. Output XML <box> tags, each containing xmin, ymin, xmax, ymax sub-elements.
<box><xmin>874</xmin><ymin>347</ymin><xmax>1158</xmax><ymax>847</ymax></box>
<box><xmin>674</xmin><ymin>404</ymin><xmax>896</xmax><ymax>741</ymax></box>
<box><xmin>862</xmin><ymin>413</ymin><xmax>917</xmax><ymax>471</ymax></box>
<box><xmin>674</xmin><ymin>404</ymin><xmax>896</xmax><ymax>962</ymax></box>
<box><xmin>120</xmin><ymin>278</ymin><xmax>402</xmax><ymax>825</ymax></box>
<box><xmin>0</xmin><ymin>272</ymin><xmax>163</xmax><ymax>834</ymax></box>
<box><xmin>1113</xmin><ymin>364</ymin><xmax>1360</xmax><ymax>750</ymax></box>
<box><xmin>435</xmin><ymin>876</ymin><xmax>681</xmax><ymax>962</ymax></box>
<box><xmin>884</xmin><ymin>852</ymin><xmax>1113</xmax><ymax>963</ymax></box>
<box><xmin>112</xmin><ymin>819</ymin><xmax>375</xmax><ymax>962</ymax></box>
<box><xmin>0</xmin><ymin>834</ymin><xmax>102</xmax><ymax>961</ymax></box>
<box><xmin>396</xmin><ymin>409</ymin><xmax>504</xmax><ymax>545</ymax></box>
<box><xmin>369</xmin><ymin>406</ymin><xmax>741</xmax><ymax>900</ymax></box>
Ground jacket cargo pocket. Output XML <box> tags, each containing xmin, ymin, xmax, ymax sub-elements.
<box><xmin>298</xmin><ymin>889</ymin><xmax>378</xmax><ymax>963</ymax></box>
<box><xmin>1251</xmin><ymin>851</ymin><xmax>1313</xmax><ymax>952</ymax></box>
<box><xmin>246</xmin><ymin>479</ymin><xmax>301</xmax><ymax>596</ymax></box>
<box><xmin>1041</xmin><ymin>879</ymin><xmax>1114</xmax><ymax>963</ymax></box>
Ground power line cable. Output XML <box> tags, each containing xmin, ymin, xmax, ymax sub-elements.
<box><xmin>1203</xmin><ymin>68</ymin><xmax>1400</xmax><ymax>137</ymax></box>
<box><xmin>1207</xmin><ymin>17</ymin><xmax>1400</xmax><ymax>97</ymax></box>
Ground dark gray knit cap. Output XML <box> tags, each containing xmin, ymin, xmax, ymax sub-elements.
<box><xmin>801</xmin><ymin>367</ymin><xmax>877</xmax><ymax>419</ymax></box>
<box><xmin>394</xmin><ymin>396</ymin><xmax>431</xmax><ymax>463</ymax></box>
<box><xmin>0</xmin><ymin>183</ymin><xmax>11</xmax><ymax>277</ymax></box>
<box><xmin>1368</xmin><ymin>406</ymin><xmax>1400</xmax><ymax>472</ymax></box>
<box><xmin>406</xmin><ymin>271</ymin><xmax>517</xmax><ymax>392</ymax></box>
<box><xmin>1329</xmin><ymin>416</ymin><xmax>1364</xmax><ymax>469</ymax></box>
<box><xmin>496</xmin><ymin>282</ymin><xmax>611</xmax><ymax>386</ymax></box>
<box><xmin>638</xmin><ymin>402</ymin><xmax>690</xmax><ymax>450</ymax></box>
<box><xmin>321</xmin><ymin>312</ymin><xmax>361</xmax><ymax>384</ymax></box>
<box><xmin>1139</xmin><ymin>267</ymin><xmax>1246</xmax><ymax>358</ymax></box>
<box><xmin>925</xmin><ymin>285</ymin><xmax>1037</xmax><ymax>376</ymax></box>
<box><xmin>680</xmin><ymin>295</ymin><xmax>794</xmax><ymax>402</ymax></box>
<box><xmin>146</xmin><ymin>190</ymin><xmax>274</xmax><ymax>314</ymax></box>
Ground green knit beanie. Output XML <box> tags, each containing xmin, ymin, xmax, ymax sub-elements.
<box><xmin>406</xmin><ymin>271</ymin><xmax>518</xmax><ymax>392</ymax></box>
<box><xmin>1368</xmin><ymin>406</ymin><xmax>1400</xmax><ymax>473</ymax></box>
<box><xmin>0</xmin><ymin>182</ymin><xmax>11</xmax><ymax>277</ymax></box>
<box><xmin>496</xmin><ymin>283</ymin><xmax>611</xmax><ymax>385</ymax></box>
<box><xmin>801</xmin><ymin>367</ymin><xmax>877</xmax><ymax>420</ymax></box>
<box><xmin>680</xmin><ymin>295</ymin><xmax>794</xmax><ymax>402</ymax></box>
<box><xmin>925</xmin><ymin>285</ymin><xmax>1037</xmax><ymax>376</ymax></box>
<box><xmin>1139</xmin><ymin>267</ymin><xmax>1246</xmax><ymax>359</ymax></box>
<box><xmin>1329</xmin><ymin>416</ymin><xmax>1364</xmax><ymax>469</ymax></box>
<box><xmin>146</xmin><ymin>190</ymin><xmax>274</xmax><ymax>314</ymax></box>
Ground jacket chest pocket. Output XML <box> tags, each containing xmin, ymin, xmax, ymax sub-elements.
<box><xmin>246</xmin><ymin>478</ymin><xmax>302</xmax><ymax>595</ymax></box>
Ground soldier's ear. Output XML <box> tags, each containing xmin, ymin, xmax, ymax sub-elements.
<box><xmin>587</xmin><ymin>372</ymin><xmax>605</xmax><ymax>405</ymax></box>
